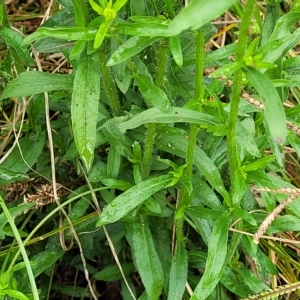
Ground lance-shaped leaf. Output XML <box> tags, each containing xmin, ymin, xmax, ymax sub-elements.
<box><xmin>191</xmin><ymin>211</ymin><xmax>232</xmax><ymax>300</ymax></box>
<box><xmin>118</xmin><ymin>107</ymin><xmax>219</xmax><ymax>131</ymax></box>
<box><xmin>71</xmin><ymin>51</ymin><xmax>100</xmax><ymax>170</ymax></box>
<box><xmin>125</xmin><ymin>216</ymin><xmax>164</xmax><ymax>299</ymax></box>
<box><xmin>22</xmin><ymin>27</ymin><xmax>97</xmax><ymax>45</ymax></box>
<box><xmin>168</xmin><ymin>0</ymin><xmax>238</xmax><ymax>35</ymax></box>
<box><xmin>243</xmin><ymin>67</ymin><xmax>287</xmax><ymax>145</ymax></box>
<box><xmin>1</xmin><ymin>133</ymin><xmax>45</xmax><ymax>174</ymax></box>
<box><xmin>107</xmin><ymin>36</ymin><xmax>161</xmax><ymax>66</ymax></box>
<box><xmin>168</xmin><ymin>241</ymin><xmax>188</xmax><ymax>300</ymax></box>
<box><xmin>134</xmin><ymin>74</ymin><xmax>171</xmax><ymax>111</ymax></box>
<box><xmin>0</xmin><ymin>27</ymin><xmax>35</xmax><ymax>67</ymax></box>
<box><xmin>96</xmin><ymin>174</ymin><xmax>172</xmax><ymax>226</ymax></box>
<box><xmin>113</xmin><ymin>22</ymin><xmax>171</xmax><ymax>37</ymax></box>
<box><xmin>170</xmin><ymin>35</ymin><xmax>183</xmax><ymax>67</ymax></box>
<box><xmin>0</xmin><ymin>72</ymin><xmax>74</xmax><ymax>101</ymax></box>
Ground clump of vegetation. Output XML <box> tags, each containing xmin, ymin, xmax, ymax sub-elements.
<box><xmin>1</xmin><ymin>0</ymin><xmax>300</xmax><ymax>299</ymax></box>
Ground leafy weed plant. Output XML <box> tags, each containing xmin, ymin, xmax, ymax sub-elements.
<box><xmin>1</xmin><ymin>0</ymin><xmax>300</xmax><ymax>299</ymax></box>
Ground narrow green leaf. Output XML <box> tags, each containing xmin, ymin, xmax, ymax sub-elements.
<box><xmin>232</xmin><ymin>170</ymin><xmax>248</xmax><ymax>204</ymax></box>
<box><xmin>234</xmin><ymin>208</ymin><xmax>257</xmax><ymax>226</ymax></box>
<box><xmin>125</xmin><ymin>216</ymin><xmax>164</xmax><ymax>299</ymax></box>
<box><xmin>1</xmin><ymin>133</ymin><xmax>45</xmax><ymax>173</ymax></box>
<box><xmin>0</xmin><ymin>167</ymin><xmax>28</xmax><ymax>187</ymax></box>
<box><xmin>4</xmin><ymin>290</ymin><xmax>30</xmax><ymax>300</ymax></box>
<box><xmin>168</xmin><ymin>0</ymin><xmax>238</xmax><ymax>35</ymax></box>
<box><xmin>71</xmin><ymin>51</ymin><xmax>100</xmax><ymax>170</ymax></box>
<box><xmin>89</xmin><ymin>0</ymin><xmax>104</xmax><ymax>14</ymax></box>
<box><xmin>130</xmin><ymin>1</ymin><xmax>145</xmax><ymax>15</ymax></box>
<box><xmin>93</xmin><ymin>263</ymin><xmax>135</xmax><ymax>281</ymax></box>
<box><xmin>107</xmin><ymin>146</ymin><xmax>121</xmax><ymax>179</ymax></box>
<box><xmin>0</xmin><ymin>27</ymin><xmax>35</xmax><ymax>67</ymax></box>
<box><xmin>192</xmin><ymin>175</ymin><xmax>223</xmax><ymax>210</ymax></box>
<box><xmin>22</xmin><ymin>27</ymin><xmax>97</xmax><ymax>45</ymax></box>
<box><xmin>30</xmin><ymin>250</ymin><xmax>64</xmax><ymax>277</ymax></box>
<box><xmin>268</xmin><ymin>215</ymin><xmax>300</xmax><ymax>233</ymax></box>
<box><xmin>269</xmin><ymin>11</ymin><xmax>300</xmax><ymax>40</ymax></box>
<box><xmin>191</xmin><ymin>211</ymin><xmax>232</xmax><ymax>300</ymax></box>
<box><xmin>231</xmin><ymin>266</ymin><xmax>269</xmax><ymax>294</ymax></box>
<box><xmin>256</xmin><ymin>33</ymin><xmax>300</xmax><ymax>68</ymax></box>
<box><xmin>170</xmin><ymin>35</ymin><xmax>183</xmax><ymax>67</ymax></box>
<box><xmin>221</xmin><ymin>267</ymin><xmax>250</xmax><ymax>298</ymax></box>
<box><xmin>113</xmin><ymin>22</ymin><xmax>171</xmax><ymax>37</ymax></box>
<box><xmin>187</xmin><ymin>207</ymin><xmax>223</xmax><ymax>223</ymax></box>
<box><xmin>70</xmin><ymin>40</ymin><xmax>86</xmax><ymax>60</ymax></box>
<box><xmin>155</xmin><ymin>132</ymin><xmax>231</xmax><ymax>206</ymax></box>
<box><xmin>100</xmin><ymin>118</ymin><xmax>135</xmax><ymax>159</ymax></box>
<box><xmin>243</xmin><ymin>67</ymin><xmax>287</xmax><ymax>145</ymax></box>
<box><xmin>168</xmin><ymin>242</ymin><xmax>188</xmax><ymax>300</ymax></box>
<box><xmin>0</xmin><ymin>72</ymin><xmax>74</xmax><ymax>100</ymax></box>
<box><xmin>96</xmin><ymin>174</ymin><xmax>172</xmax><ymax>226</ymax></box>
<box><xmin>236</xmin><ymin>120</ymin><xmax>260</xmax><ymax>157</ymax></box>
<box><xmin>101</xmin><ymin>179</ymin><xmax>133</xmax><ymax>191</ymax></box>
<box><xmin>0</xmin><ymin>3</ymin><xmax>4</xmax><ymax>26</ymax></box>
<box><xmin>144</xmin><ymin>198</ymin><xmax>162</xmax><ymax>214</ymax></box>
<box><xmin>94</xmin><ymin>20</ymin><xmax>111</xmax><ymax>48</ymax></box>
<box><xmin>107</xmin><ymin>36</ymin><xmax>161</xmax><ymax>66</ymax></box>
<box><xmin>112</xmin><ymin>0</ymin><xmax>127</xmax><ymax>12</ymax></box>
<box><xmin>129</xmin><ymin>16</ymin><xmax>167</xmax><ymax>23</ymax></box>
<box><xmin>119</xmin><ymin>107</ymin><xmax>219</xmax><ymax>131</ymax></box>
<box><xmin>0</xmin><ymin>203</ymin><xmax>36</xmax><ymax>239</ymax></box>
<box><xmin>247</xmin><ymin>171</ymin><xmax>300</xmax><ymax>219</ymax></box>
<box><xmin>71</xmin><ymin>0</ymin><xmax>89</xmax><ymax>26</ymax></box>
<box><xmin>134</xmin><ymin>74</ymin><xmax>171</xmax><ymax>111</ymax></box>
<box><xmin>243</xmin><ymin>155</ymin><xmax>276</xmax><ymax>172</ymax></box>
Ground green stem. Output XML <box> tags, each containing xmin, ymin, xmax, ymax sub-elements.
<box><xmin>186</xmin><ymin>31</ymin><xmax>204</xmax><ymax>177</ymax></box>
<box><xmin>228</xmin><ymin>0</ymin><xmax>256</xmax><ymax>200</ymax></box>
<box><xmin>154</xmin><ymin>39</ymin><xmax>169</xmax><ymax>87</ymax></box>
<box><xmin>176</xmin><ymin>31</ymin><xmax>205</xmax><ymax>240</ymax></box>
<box><xmin>0</xmin><ymin>197</ymin><xmax>39</xmax><ymax>300</ymax></box>
<box><xmin>141</xmin><ymin>39</ymin><xmax>169</xmax><ymax>179</ymax></box>
<box><xmin>99</xmin><ymin>51</ymin><xmax>121</xmax><ymax>117</ymax></box>
<box><xmin>141</xmin><ymin>123</ymin><xmax>156</xmax><ymax>179</ymax></box>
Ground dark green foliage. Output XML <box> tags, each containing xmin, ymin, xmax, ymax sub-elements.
<box><xmin>1</xmin><ymin>0</ymin><xmax>300</xmax><ymax>299</ymax></box>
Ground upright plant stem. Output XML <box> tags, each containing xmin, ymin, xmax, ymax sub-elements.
<box><xmin>0</xmin><ymin>197</ymin><xmax>39</xmax><ymax>300</ymax></box>
<box><xmin>141</xmin><ymin>39</ymin><xmax>169</xmax><ymax>179</ymax></box>
<box><xmin>176</xmin><ymin>31</ymin><xmax>204</xmax><ymax>240</ymax></box>
<box><xmin>99</xmin><ymin>51</ymin><xmax>121</xmax><ymax>117</ymax></box>
<box><xmin>228</xmin><ymin>0</ymin><xmax>256</xmax><ymax>199</ymax></box>
<box><xmin>186</xmin><ymin>31</ymin><xmax>204</xmax><ymax>178</ymax></box>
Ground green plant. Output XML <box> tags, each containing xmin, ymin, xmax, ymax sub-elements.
<box><xmin>1</xmin><ymin>0</ymin><xmax>300</xmax><ymax>299</ymax></box>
